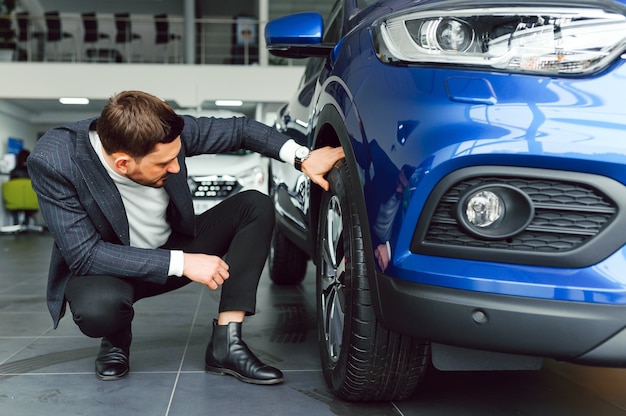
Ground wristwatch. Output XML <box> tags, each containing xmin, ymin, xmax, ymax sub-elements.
<box><xmin>294</xmin><ymin>146</ymin><xmax>311</xmax><ymax>172</ymax></box>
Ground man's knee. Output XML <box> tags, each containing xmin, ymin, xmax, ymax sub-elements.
<box><xmin>70</xmin><ymin>293</ymin><xmax>134</xmax><ymax>338</ymax></box>
<box><xmin>239</xmin><ymin>190</ymin><xmax>274</xmax><ymax>224</ymax></box>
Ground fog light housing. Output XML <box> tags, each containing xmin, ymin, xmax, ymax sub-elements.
<box><xmin>457</xmin><ymin>184</ymin><xmax>534</xmax><ymax>239</ymax></box>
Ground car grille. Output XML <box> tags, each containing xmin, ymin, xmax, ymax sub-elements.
<box><xmin>189</xmin><ymin>175</ymin><xmax>241</xmax><ymax>199</ymax></box>
<box><xmin>411</xmin><ymin>167</ymin><xmax>626</xmax><ymax>268</ymax></box>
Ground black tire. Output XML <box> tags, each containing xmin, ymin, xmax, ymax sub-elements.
<box><xmin>267</xmin><ymin>163</ymin><xmax>308</xmax><ymax>286</ymax></box>
<box><xmin>316</xmin><ymin>160</ymin><xmax>430</xmax><ymax>401</ymax></box>
<box><xmin>268</xmin><ymin>226</ymin><xmax>308</xmax><ymax>285</ymax></box>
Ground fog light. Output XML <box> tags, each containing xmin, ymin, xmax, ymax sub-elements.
<box><xmin>457</xmin><ymin>184</ymin><xmax>534</xmax><ymax>240</ymax></box>
<box><xmin>465</xmin><ymin>190</ymin><xmax>503</xmax><ymax>228</ymax></box>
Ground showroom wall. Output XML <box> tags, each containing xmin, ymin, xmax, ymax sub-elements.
<box><xmin>0</xmin><ymin>103</ymin><xmax>39</xmax><ymax>155</ymax></box>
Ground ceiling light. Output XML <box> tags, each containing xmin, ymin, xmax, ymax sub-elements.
<box><xmin>59</xmin><ymin>97</ymin><xmax>90</xmax><ymax>105</ymax></box>
<box><xmin>215</xmin><ymin>100</ymin><xmax>243</xmax><ymax>107</ymax></box>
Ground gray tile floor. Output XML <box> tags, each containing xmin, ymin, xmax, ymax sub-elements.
<box><xmin>2</xmin><ymin>233</ymin><xmax>626</xmax><ymax>415</ymax></box>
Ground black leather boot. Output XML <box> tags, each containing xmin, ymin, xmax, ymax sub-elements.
<box><xmin>205</xmin><ymin>320</ymin><xmax>283</xmax><ymax>385</ymax></box>
<box><xmin>95</xmin><ymin>328</ymin><xmax>131</xmax><ymax>381</ymax></box>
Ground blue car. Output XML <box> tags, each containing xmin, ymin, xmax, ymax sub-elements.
<box><xmin>265</xmin><ymin>0</ymin><xmax>626</xmax><ymax>401</ymax></box>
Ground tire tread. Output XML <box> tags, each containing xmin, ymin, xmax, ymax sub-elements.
<box><xmin>319</xmin><ymin>160</ymin><xmax>430</xmax><ymax>402</ymax></box>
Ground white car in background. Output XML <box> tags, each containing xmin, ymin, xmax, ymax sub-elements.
<box><xmin>186</xmin><ymin>149</ymin><xmax>268</xmax><ymax>214</ymax></box>
<box><xmin>181</xmin><ymin>109</ymin><xmax>270</xmax><ymax>214</ymax></box>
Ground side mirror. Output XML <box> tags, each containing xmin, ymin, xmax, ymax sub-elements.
<box><xmin>265</xmin><ymin>12</ymin><xmax>335</xmax><ymax>58</ymax></box>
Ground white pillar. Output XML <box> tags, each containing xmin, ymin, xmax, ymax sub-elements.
<box><xmin>184</xmin><ymin>0</ymin><xmax>195</xmax><ymax>64</ymax></box>
<box><xmin>258</xmin><ymin>0</ymin><xmax>269</xmax><ymax>66</ymax></box>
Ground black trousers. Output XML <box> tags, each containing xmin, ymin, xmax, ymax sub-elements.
<box><xmin>64</xmin><ymin>190</ymin><xmax>274</xmax><ymax>341</ymax></box>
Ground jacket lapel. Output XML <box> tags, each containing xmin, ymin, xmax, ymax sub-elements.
<box><xmin>164</xmin><ymin>153</ymin><xmax>195</xmax><ymax>237</ymax></box>
<box><xmin>73</xmin><ymin>121</ymin><xmax>131</xmax><ymax>245</ymax></box>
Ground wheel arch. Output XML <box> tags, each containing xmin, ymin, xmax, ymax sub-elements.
<box><xmin>310</xmin><ymin>104</ymin><xmax>385</xmax><ymax>318</ymax></box>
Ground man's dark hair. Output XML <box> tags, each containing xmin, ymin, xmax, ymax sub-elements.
<box><xmin>96</xmin><ymin>90</ymin><xmax>184</xmax><ymax>158</ymax></box>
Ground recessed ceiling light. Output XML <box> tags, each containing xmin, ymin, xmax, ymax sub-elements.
<box><xmin>59</xmin><ymin>97</ymin><xmax>90</xmax><ymax>105</ymax></box>
<box><xmin>215</xmin><ymin>100</ymin><xmax>243</xmax><ymax>107</ymax></box>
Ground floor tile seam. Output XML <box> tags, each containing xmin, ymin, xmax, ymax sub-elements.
<box><xmin>0</xmin><ymin>371</ymin><xmax>98</xmax><ymax>376</ymax></box>
<box><xmin>0</xmin><ymin>335</ymin><xmax>83</xmax><ymax>339</ymax></box>
<box><xmin>0</xmin><ymin>277</ymin><xmax>45</xmax><ymax>295</ymax></box>
<box><xmin>0</xmin><ymin>371</ymin><xmax>183</xmax><ymax>378</ymax></box>
<box><xmin>158</xmin><ymin>369</ymin><xmax>324</xmax><ymax>374</ymax></box>
<box><xmin>0</xmin><ymin>369</ymin><xmax>324</xmax><ymax>377</ymax></box>
<box><xmin>14</xmin><ymin>334</ymin><xmax>84</xmax><ymax>337</ymax></box>
<box><xmin>164</xmin><ymin>288</ymin><xmax>206</xmax><ymax>416</ymax></box>
<box><xmin>156</xmin><ymin>369</ymin><xmax>324</xmax><ymax>375</ymax></box>
<box><xmin>0</xmin><ymin>331</ymin><xmax>52</xmax><ymax>365</ymax></box>
<box><xmin>0</xmin><ymin>311</ymin><xmax>50</xmax><ymax>314</ymax></box>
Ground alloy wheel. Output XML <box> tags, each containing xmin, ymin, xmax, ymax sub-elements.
<box><xmin>319</xmin><ymin>195</ymin><xmax>346</xmax><ymax>363</ymax></box>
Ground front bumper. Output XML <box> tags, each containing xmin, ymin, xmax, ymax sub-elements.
<box><xmin>376</xmin><ymin>272</ymin><xmax>626</xmax><ymax>366</ymax></box>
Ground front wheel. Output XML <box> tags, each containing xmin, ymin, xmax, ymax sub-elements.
<box><xmin>316</xmin><ymin>160</ymin><xmax>430</xmax><ymax>401</ymax></box>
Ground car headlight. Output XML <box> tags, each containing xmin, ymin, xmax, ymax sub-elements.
<box><xmin>374</xmin><ymin>6</ymin><xmax>626</xmax><ymax>75</ymax></box>
<box><xmin>238</xmin><ymin>166</ymin><xmax>265</xmax><ymax>188</ymax></box>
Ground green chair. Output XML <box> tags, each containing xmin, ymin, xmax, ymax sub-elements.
<box><xmin>1</xmin><ymin>178</ymin><xmax>44</xmax><ymax>233</ymax></box>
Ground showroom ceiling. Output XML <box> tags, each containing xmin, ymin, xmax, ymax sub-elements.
<box><xmin>2</xmin><ymin>0</ymin><xmax>335</xmax><ymax>128</ymax></box>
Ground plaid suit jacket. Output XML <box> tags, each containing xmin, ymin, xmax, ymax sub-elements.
<box><xmin>29</xmin><ymin>115</ymin><xmax>289</xmax><ymax>327</ymax></box>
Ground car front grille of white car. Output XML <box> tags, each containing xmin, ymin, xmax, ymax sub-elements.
<box><xmin>188</xmin><ymin>175</ymin><xmax>241</xmax><ymax>199</ymax></box>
